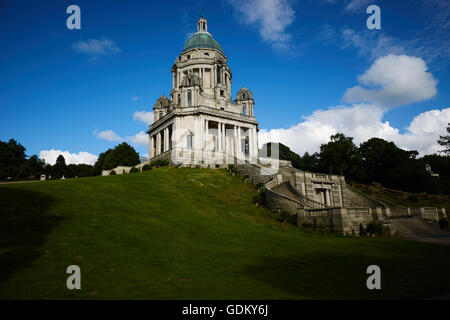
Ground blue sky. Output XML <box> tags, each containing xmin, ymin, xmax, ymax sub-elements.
<box><xmin>1</xmin><ymin>0</ymin><xmax>449</xmax><ymax>164</ymax></box>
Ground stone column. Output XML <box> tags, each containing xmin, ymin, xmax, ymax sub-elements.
<box><xmin>149</xmin><ymin>135</ymin><xmax>153</xmax><ymax>158</ymax></box>
<box><xmin>156</xmin><ymin>132</ymin><xmax>161</xmax><ymax>155</ymax></box>
<box><xmin>222</xmin><ymin>123</ymin><xmax>226</xmax><ymax>154</ymax></box>
<box><xmin>194</xmin><ymin>116</ymin><xmax>198</xmax><ymax>149</ymax></box>
<box><xmin>218</xmin><ymin>122</ymin><xmax>222</xmax><ymax>151</ymax></box>
<box><xmin>205</xmin><ymin>119</ymin><xmax>209</xmax><ymax>150</ymax></box>
<box><xmin>237</xmin><ymin>126</ymin><xmax>241</xmax><ymax>155</ymax></box>
<box><xmin>248</xmin><ymin>127</ymin><xmax>253</xmax><ymax>157</ymax></box>
<box><xmin>166</xmin><ymin>127</ymin><xmax>169</xmax><ymax>152</ymax></box>
<box><xmin>253</xmin><ymin>127</ymin><xmax>258</xmax><ymax>156</ymax></box>
<box><xmin>326</xmin><ymin>190</ymin><xmax>331</xmax><ymax>207</ymax></box>
<box><xmin>233</xmin><ymin>125</ymin><xmax>237</xmax><ymax>157</ymax></box>
<box><xmin>163</xmin><ymin>128</ymin><xmax>167</xmax><ymax>152</ymax></box>
<box><xmin>198</xmin><ymin>116</ymin><xmax>203</xmax><ymax>150</ymax></box>
<box><xmin>151</xmin><ymin>135</ymin><xmax>155</xmax><ymax>158</ymax></box>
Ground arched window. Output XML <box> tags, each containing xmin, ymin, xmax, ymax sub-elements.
<box><xmin>187</xmin><ymin>90</ymin><xmax>192</xmax><ymax>107</ymax></box>
<box><xmin>159</xmin><ymin>112</ymin><xmax>163</xmax><ymax>119</ymax></box>
<box><xmin>187</xmin><ymin>135</ymin><xmax>193</xmax><ymax>149</ymax></box>
<box><xmin>243</xmin><ymin>106</ymin><xmax>247</xmax><ymax>116</ymax></box>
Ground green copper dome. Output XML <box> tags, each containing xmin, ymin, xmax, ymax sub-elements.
<box><xmin>182</xmin><ymin>32</ymin><xmax>224</xmax><ymax>53</ymax></box>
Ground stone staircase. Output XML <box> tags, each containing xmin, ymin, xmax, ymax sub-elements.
<box><xmin>271</xmin><ymin>181</ymin><xmax>326</xmax><ymax>208</ymax></box>
<box><xmin>344</xmin><ymin>185</ymin><xmax>387</xmax><ymax>209</ymax></box>
<box><xmin>375</xmin><ymin>198</ymin><xmax>411</xmax><ymax>217</ymax></box>
<box><xmin>234</xmin><ymin>160</ymin><xmax>448</xmax><ymax>238</ymax></box>
<box><xmin>236</xmin><ymin>164</ymin><xmax>274</xmax><ymax>185</ymax></box>
<box><xmin>388</xmin><ymin>216</ymin><xmax>450</xmax><ymax>238</ymax></box>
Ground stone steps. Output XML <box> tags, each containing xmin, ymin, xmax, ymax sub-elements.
<box><xmin>235</xmin><ymin>164</ymin><xmax>274</xmax><ymax>186</ymax></box>
<box><xmin>389</xmin><ymin>217</ymin><xmax>450</xmax><ymax>237</ymax></box>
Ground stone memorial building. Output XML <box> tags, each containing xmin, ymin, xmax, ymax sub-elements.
<box><xmin>147</xmin><ymin>16</ymin><xmax>258</xmax><ymax>166</ymax></box>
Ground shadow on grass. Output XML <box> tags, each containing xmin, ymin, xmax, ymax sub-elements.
<box><xmin>0</xmin><ymin>187</ymin><xmax>60</xmax><ymax>282</ymax></box>
<box><xmin>245</xmin><ymin>250</ymin><xmax>450</xmax><ymax>299</ymax></box>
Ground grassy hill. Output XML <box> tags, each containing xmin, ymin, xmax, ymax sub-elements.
<box><xmin>1</xmin><ymin>167</ymin><xmax>450</xmax><ymax>299</ymax></box>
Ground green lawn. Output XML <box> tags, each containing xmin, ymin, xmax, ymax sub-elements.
<box><xmin>1</xmin><ymin>167</ymin><xmax>450</xmax><ymax>299</ymax></box>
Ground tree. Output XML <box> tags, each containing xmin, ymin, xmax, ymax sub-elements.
<box><xmin>301</xmin><ymin>152</ymin><xmax>321</xmax><ymax>173</ymax></box>
<box><xmin>53</xmin><ymin>155</ymin><xmax>68</xmax><ymax>179</ymax></box>
<box><xmin>16</xmin><ymin>155</ymin><xmax>45</xmax><ymax>179</ymax></box>
<box><xmin>438</xmin><ymin>123</ymin><xmax>450</xmax><ymax>155</ymax></box>
<box><xmin>359</xmin><ymin>138</ymin><xmax>437</xmax><ymax>193</ymax></box>
<box><xmin>259</xmin><ymin>143</ymin><xmax>321</xmax><ymax>172</ymax></box>
<box><xmin>0</xmin><ymin>139</ymin><xmax>27</xmax><ymax>179</ymax></box>
<box><xmin>421</xmin><ymin>154</ymin><xmax>450</xmax><ymax>194</ymax></box>
<box><xmin>319</xmin><ymin>133</ymin><xmax>363</xmax><ymax>179</ymax></box>
<box><xmin>93</xmin><ymin>142</ymin><xmax>140</xmax><ymax>175</ymax></box>
<box><xmin>67</xmin><ymin>164</ymin><xmax>94</xmax><ymax>178</ymax></box>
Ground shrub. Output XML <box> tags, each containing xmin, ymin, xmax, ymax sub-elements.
<box><xmin>439</xmin><ymin>218</ymin><xmax>448</xmax><ymax>229</ymax></box>
<box><xmin>129</xmin><ymin>167</ymin><xmax>139</xmax><ymax>173</ymax></box>
<box><xmin>359</xmin><ymin>223</ymin><xmax>367</xmax><ymax>236</ymax></box>
<box><xmin>255</xmin><ymin>182</ymin><xmax>265</xmax><ymax>190</ymax></box>
<box><xmin>227</xmin><ymin>164</ymin><xmax>238</xmax><ymax>175</ymax></box>
<box><xmin>279</xmin><ymin>211</ymin><xmax>291</xmax><ymax>223</ymax></box>
<box><xmin>252</xmin><ymin>190</ymin><xmax>266</xmax><ymax>207</ymax></box>
<box><xmin>142</xmin><ymin>164</ymin><xmax>153</xmax><ymax>171</ymax></box>
<box><xmin>366</xmin><ymin>222</ymin><xmax>383</xmax><ymax>236</ymax></box>
<box><xmin>151</xmin><ymin>159</ymin><xmax>169</xmax><ymax>168</ymax></box>
<box><xmin>407</xmin><ymin>194</ymin><xmax>419</xmax><ymax>202</ymax></box>
<box><xmin>109</xmin><ymin>170</ymin><xmax>117</xmax><ymax>176</ymax></box>
<box><xmin>302</xmin><ymin>222</ymin><xmax>313</xmax><ymax>229</ymax></box>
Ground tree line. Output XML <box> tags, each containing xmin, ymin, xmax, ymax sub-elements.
<box><xmin>0</xmin><ymin>139</ymin><xmax>141</xmax><ymax>181</ymax></box>
<box><xmin>261</xmin><ymin>123</ymin><xmax>450</xmax><ymax>195</ymax></box>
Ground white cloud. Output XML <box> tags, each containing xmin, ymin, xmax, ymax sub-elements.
<box><xmin>340</xmin><ymin>28</ymin><xmax>406</xmax><ymax>61</ymax></box>
<box><xmin>259</xmin><ymin>103</ymin><xmax>394</xmax><ymax>155</ymax></box>
<box><xmin>260</xmin><ymin>53</ymin><xmax>445</xmax><ymax>156</ymax></box>
<box><xmin>343</xmin><ymin>54</ymin><xmax>438</xmax><ymax>107</ymax></box>
<box><xmin>126</xmin><ymin>131</ymin><xmax>148</xmax><ymax>146</ymax></box>
<box><xmin>93</xmin><ymin>128</ymin><xmax>148</xmax><ymax>147</ymax></box>
<box><xmin>227</xmin><ymin>0</ymin><xmax>295</xmax><ymax>50</ymax></box>
<box><xmin>345</xmin><ymin>0</ymin><xmax>371</xmax><ymax>12</ymax></box>
<box><xmin>130</xmin><ymin>96</ymin><xmax>139</xmax><ymax>101</ymax></box>
<box><xmin>39</xmin><ymin>150</ymin><xmax>98</xmax><ymax>165</ymax></box>
<box><xmin>133</xmin><ymin>110</ymin><xmax>154</xmax><ymax>125</ymax></box>
<box><xmin>397</xmin><ymin>108</ymin><xmax>450</xmax><ymax>155</ymax></box>
<box><xmin>72</xmin><ymin>37</ymin><xmax>121</xmax><ymax>60</ymax></box>
<box><xmin>259</xmin><ymin>104</ymin><xmax>450</xmax><ymax>156</ymax></box>
<box><xmin>93</xmin><ymin>130</ymin><xmax>123</xmax><ymax>142</ymax></box>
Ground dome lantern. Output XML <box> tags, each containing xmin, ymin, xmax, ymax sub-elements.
<box><xmin>197</xmin><ymin>16</ymin><xmax>208</xmax><ymax>33</ymax></box>
<box><xmin>182</xmin><ymin>16</ymin><xmax>224</xmax><ymax>54</ymax></box>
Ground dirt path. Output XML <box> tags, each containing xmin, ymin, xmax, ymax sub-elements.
<box><xmin>0</xmin><ymin>180</ymin><xmax>42</xmax><ymax>185</ymax></box>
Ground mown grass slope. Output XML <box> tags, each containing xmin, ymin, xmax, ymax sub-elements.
<box><xmin>1</xmin><ymin>167</ymin><xmax>450</xmax><ymax>299</ymax></box>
